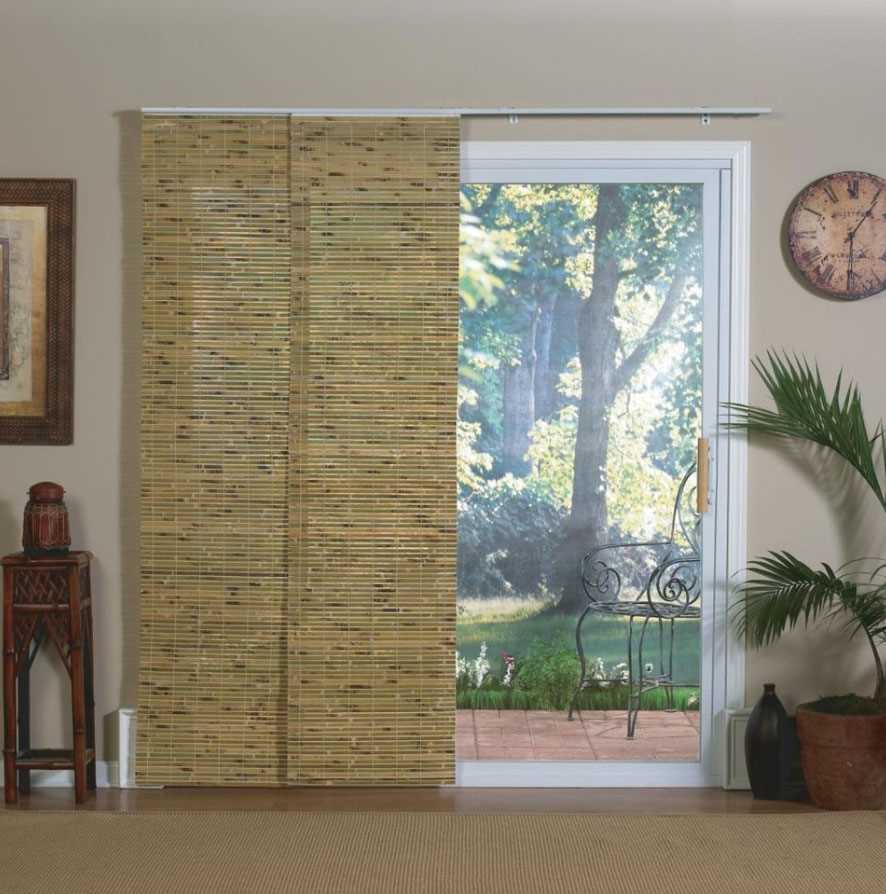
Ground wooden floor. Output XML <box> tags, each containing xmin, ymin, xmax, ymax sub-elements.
<box><xmin>3</xmin><ymin>786</ymin><xmax>818</xmax><ymax>814</ymax></box>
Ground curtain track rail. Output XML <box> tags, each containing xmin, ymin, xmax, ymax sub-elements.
<box><xmin>141</xmin><ymin>107</ymin><xmax>772</xmax><ymax>125</ymax></box>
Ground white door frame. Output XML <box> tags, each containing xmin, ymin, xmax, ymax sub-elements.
<box><xmin>456</xmin><ymin>141</ymin><xmax>750</xmax><ymax>787</ymax></box>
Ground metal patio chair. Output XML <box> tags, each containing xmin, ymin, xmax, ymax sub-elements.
<box><xmin>567</xmin><ymin>466</ymin><xmax>701</xmax><ymax>738</ymax></box>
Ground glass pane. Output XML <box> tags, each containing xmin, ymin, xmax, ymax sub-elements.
<box><xmin>457</xmin><ymin>183</ymin><xmax>703</xmax><ymax>762</ymax></box>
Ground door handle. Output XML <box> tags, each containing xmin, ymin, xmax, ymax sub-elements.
<box><xmin>697</xmin><ymin>437</ymin><xmax>710</xmax><ymax>514</ymax></box>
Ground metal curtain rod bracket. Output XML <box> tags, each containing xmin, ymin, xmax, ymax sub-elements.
<box><xmin>141</xmin><ymin>107</ymin><xmax>772</xmax><ymax>125</ymax></box>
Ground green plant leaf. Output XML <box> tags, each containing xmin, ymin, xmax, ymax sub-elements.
<box><xmin>725</xmin><ymin>352</ymin><xmax>886</xmax><ymax>511</ymax></box>
<box><xmin>734</xmin><ymin>551</ymin><xmax>861</xmax><ymax>647</ymax></box>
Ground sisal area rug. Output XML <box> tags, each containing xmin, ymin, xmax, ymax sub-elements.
<box><xmin>2</xmin><ymin>810</ymin><xmax>885</xmax><ymax>893</ymax></box>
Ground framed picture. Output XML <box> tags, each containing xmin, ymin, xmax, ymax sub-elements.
<box><xmin>0</xmin><ymin>179</ymin><xmax>74</xmax><ymax>444</ymax></box>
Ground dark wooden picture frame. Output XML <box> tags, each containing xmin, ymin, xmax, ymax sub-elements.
<box><xmin>0</xmin><ymin>179</ymin><xmax>74</xmax><ymax>444</ymax></box>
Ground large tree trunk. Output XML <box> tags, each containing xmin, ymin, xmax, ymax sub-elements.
<box><xmin>557</xmin><ymin>185</ymin><xmax>626</xmax><ymax>614</ymax></box>
<box><xmin>533</xmin><ymin>292</ymin><xmax>558</xmax><ymax>421</ymax></box>
<box><xmin>553</xmin><ymin>185</ymin><xmax>690</xmax><ymax>614</ymax></box>
<box><xmin>501</xmin><ymin>312</ymin><xmax>538</xmax><ymax>475</ymax></box>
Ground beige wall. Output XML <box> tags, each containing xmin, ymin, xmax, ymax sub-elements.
<box><xmin>1</xmin><ymin>0</ymin><xmax>884</xmax><ymax>759</ymax></box>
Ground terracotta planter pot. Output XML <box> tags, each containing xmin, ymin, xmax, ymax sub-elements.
<box><xmin>796</xmin><ymin>704</ymin><xmax>886</xmax><ymax>810</ymax></box>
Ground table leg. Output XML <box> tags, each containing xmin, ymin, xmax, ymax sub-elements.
<box><xmin>3</xmin><ymin>565</ymin><xmax>17</xmax><ymax>805</ymax></box>
<box><xmin>17</xmin><ymin>643</ymin><xmax>31</xmax><ymax>794</ymax></box>
<box><xmin>69</xmin><ymin>569</ymin><xmax>87</xmax><ymax>804</ymax></box>
<box><xmin>85</xmin><ymin>609</ymin><xmax>96</xmax><ymax>791</ymax></box>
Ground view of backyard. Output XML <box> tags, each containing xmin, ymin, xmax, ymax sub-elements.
<box><xmin>457</xmin><ymin>182</ymin><xmax>704</xmax><ymax>758</ymax></box>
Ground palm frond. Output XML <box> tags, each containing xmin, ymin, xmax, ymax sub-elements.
<box><xmin>831</xmin><ymin>587</ymin><xmax>886</xmax><ymax>643</ymax></box>
<box><xmin>826</xmin><ymin>558</ymin><xmax>886</xmax><ymax>592</ymax></box>
<box><xmin>733</xmin><ymin>551</ymin><xmax>863</xmax><ymax>647</ymax></box>
<box><xmin>725</xmin><ymin>352</ymin><xmax>886</xmax><ymax>511</ymax></box>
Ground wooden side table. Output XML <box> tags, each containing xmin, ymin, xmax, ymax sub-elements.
<box><xmin>2</xmin><ymin>551</ymin><xmax>96</xmax><ymax>804</ymax></box>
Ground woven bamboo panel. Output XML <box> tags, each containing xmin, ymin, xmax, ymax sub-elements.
<box><xmin>288</xmin><ymin>118</ymin><xmax>459</xmax><ymax>784</ymax></box>
<box><xmin>137</xmin><ymin>116</ymin><xmax>291</xmax><ymax>785</ymax></box>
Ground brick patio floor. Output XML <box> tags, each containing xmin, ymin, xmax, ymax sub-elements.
<box><xmin>457</xmin><ymin>709</ymin><xmax>700</xmax><ymax>761</ymax></box>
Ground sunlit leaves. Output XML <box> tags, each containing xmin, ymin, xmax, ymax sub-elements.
<box><xmin>458</xmin><ymin>384</ymin><xmax>494</xmax><ymax>493</ymax></box>
<box><xmin>527</xmin><ymin>405</ymin><xmax>579</xmax><ymax>509</ymax></box>
<box><xmin>459</xmin><ymin>211</ymin><xmax>516</xmax><ymax>311</ymax></box>
<box><xmin>606</xmin><ymin>386</ymin><xmax>681</xmax><ymax>540</ymax></box>
<box><xmin>457</xmin><ymin>181</ymin><xmax>705</xmax><ymax>600</ymax></box>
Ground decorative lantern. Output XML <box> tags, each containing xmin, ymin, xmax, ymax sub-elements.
<box><xmin>22</xmin><ymin>482</ymin><xmax>71</xmax><ymax>557</ymax></box>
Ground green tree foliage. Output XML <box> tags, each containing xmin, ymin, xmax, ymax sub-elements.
<box><xmin>457</xmin><ymin>475</ymin><xmax>565</xmax><ymax>598</ymax></box>
<box><xmin>561</xmin><ymin>183</ymin><xmax>703</xmax><ymax>610</ymax></box>
<box><xmin>527</xmin><ymin>359</ymin><xmax>679</xmax><ymax>539</ymax></box>
<box><xmin>459</xmin><ymin>187</ymin><xmax>515</xmax><ymax>313</ymax></box>
<box><xmin>458</xmin><ymin>187</ymin><xmax>516</xmax><ymax>494</ymax></box>
<box><xmin>647</xmin><ymin>295</ymin><xmax>703</xmax><ymax>476</ymax></box>
<box><xmin>459</xmin><ymin>184</ymin><xmax>594</xmax><ymax>477</ymax></box>
<box><xmin>457</xmin><ymin>384</ymin><xmax>493</xmax><ymax>493</ymax></box>
<box><xmin>457</xmin><ymin>181</ymin><xmax>703</xmax><ymax>612</ymax></box>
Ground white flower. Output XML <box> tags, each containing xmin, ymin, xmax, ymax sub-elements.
<box><xmin>610</xmin><ymin>661</ymin><xmax>630</xmax><ymax>683</ymax></box>
<box><xmin>473</xmin><ymin>641</ymin><xmax>490</xmax><ymax>688</ymax></box>
<box><xmin>590</xmin><ymin>657</ymin><xmax>606</xmax><ymax>681</ymax></box>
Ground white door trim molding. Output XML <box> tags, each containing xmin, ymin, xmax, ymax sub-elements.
<box><xmin>461</xmin><ymin>140</ymin><xmax>751</xmax><ymax>164</ymax></box>
<box><xmin>456</xmin><ymin>141</ymin><xmax>750</xmax><ymax>787</ymax></box>
<box><xmin>723</xmin><ymin>141</ymin><xmax>751</xmax><ymax>732</ymax></box>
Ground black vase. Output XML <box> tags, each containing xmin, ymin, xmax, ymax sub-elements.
<box><xmin>745</xmin><ymin>683</ymin><xmax>791</xmax><ymax>800</ymax></box>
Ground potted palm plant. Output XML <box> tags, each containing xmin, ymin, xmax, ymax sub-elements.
<box><xmin>729</xmin><ymin>353</ymin><xmax>886</xmax><ymax>810</ymax></box>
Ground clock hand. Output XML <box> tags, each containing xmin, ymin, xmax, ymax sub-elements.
<box><xmin>802</xmin><ymin>205</ymin><xmax>825</xmax><ymax>221</ymax></box>
<box><xmin>847</xmin><ymin>232</ymin><xmax>855</xmax><ymax>291</ymax></box>
<box><xmin>847</xmin><ymin>189</ymin><xmax>882</xmax><ymax>240</ymax></box>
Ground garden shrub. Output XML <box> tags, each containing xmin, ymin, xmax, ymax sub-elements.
<box><xmin>513</xmin><ymin>636</ymin><xmax>581</xmax><ymax>710</ymax></box>
<box><xmin>458</xmin><ymin>475</ymin><xmax>565</xmax><ymax>598</ymax></box>
<box><xmin>455</xmin><ymin>638</ymin><xmax>700</xmax><ymax>711</ymax></box>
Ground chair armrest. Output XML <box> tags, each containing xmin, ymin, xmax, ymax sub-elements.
<box><xmin>580</xmin><ymin>539</ymin><xmax>674</xmax><ymax>606</ymax></box>
<box><xmin>645</xmin><ymin>552</ymin><xmax>701</xmax><ymax>618</ymax></box>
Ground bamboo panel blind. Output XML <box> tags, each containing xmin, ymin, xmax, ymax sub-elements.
<box><xmin>288</xmin><ymin>118</ymin><xmax>459</xmax><ymax>784</ymax></box>
<box><xmin>138</xmin><ymin>114</ymin><xmax>458</xmax><ymax>786</ymax></box>
<box><xmin>137</xmin><ymin>116</ymin><xmax>292</xmax><ymax>784</ymax></box>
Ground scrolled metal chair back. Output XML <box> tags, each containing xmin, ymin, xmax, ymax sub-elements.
<box><xmin>579</xmin><ymin>464</ymin><xmax>702</xmax><ymax>616</ymax></box>
<box><xmin>646</xmin><ymin>465</ymin><xmax>701</xmax><ymax>617</ymax></box>
<box><xmin>672</xmin><ymin>463</ymin><xmax>701</xmax><ymax>555</ymax></box>
<box><xmin>580</xmin><ymin>553</ymin><xmax>625</xmax><ymax>605</ymax></box>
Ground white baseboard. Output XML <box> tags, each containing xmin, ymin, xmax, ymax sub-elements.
<box><xmin>118</xmin><ymin>707</ymin><xmax>137</xmax><ymax>788</ymax></box>
<box><xmin>721</xmin><ymin>707</ymin><xmax>752</xmax><ymax>790</ymax></box>
<box><xmin>457</xmin><ymin>760</ymin><xmax>715</xmax><ymax>787</ymax></box>
<box><xmin>1</xmin><ymin>761</ymin><xmax>118</xmax><ymax>788</ymax></box>
<box><xmin>1</xmin><ymin>708</ymin><xmax>139</xmax><ymax>791</ymax></box>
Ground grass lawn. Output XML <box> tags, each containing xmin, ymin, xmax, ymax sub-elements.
<box><xmin>457</xmin><ymin>597</ymin><xmax>701</xmax><ymax>687</ymax></box>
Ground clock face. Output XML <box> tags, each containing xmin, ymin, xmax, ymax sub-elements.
<box><xmin>788</xmin><ymin>171</ymin><xmax>886</xmax><ymax>300</ymax></box>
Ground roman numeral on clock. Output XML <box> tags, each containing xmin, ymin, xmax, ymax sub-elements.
<box><xmin>823</xmin><ymin>183</ymin><xmax>839</xmax><ymax>203</ymax></box>
<box><xmin>818</xmin><ymin>263</ymin><xmax>835</xmax><ymax>285</ymax></box>
<box><xmin>793</xmin><ymin>230</ymin><xmax>816</xmax><ymax>238</ymax></box>
<box><xmin>802</xmin><ymin>247</ymin><xmax>822</xmax><ymax>265</ymax></box>
<box><xmin>848</xmin><ymin>178</ymin><xmax>860</xmax><ymax>199</ymax></box>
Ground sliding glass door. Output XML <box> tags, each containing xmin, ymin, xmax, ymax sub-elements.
<box><xmin>456</xmin><ymin>144</ymin><xmax>741</xmax><ymax>786</ymax></box>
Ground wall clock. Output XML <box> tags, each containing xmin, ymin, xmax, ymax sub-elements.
<box><xmin>787</xmin><ymin>170</ymin><xmax>886</xmax><ymax>300</ymax></box>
